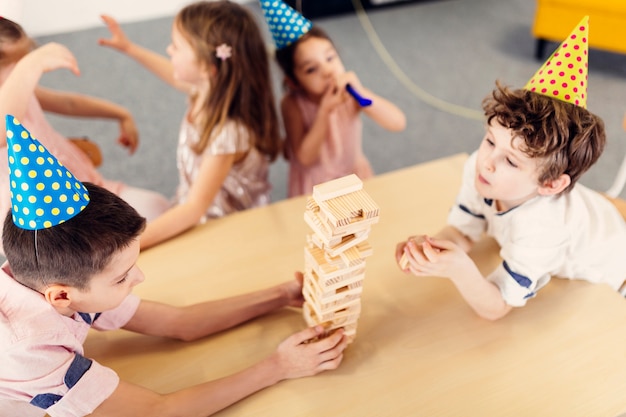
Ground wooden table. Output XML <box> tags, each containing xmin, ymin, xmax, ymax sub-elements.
<box><xmin>84</xmin><ymin>154</ymin><xmax>626</xmax><ymax>417</ymax></box>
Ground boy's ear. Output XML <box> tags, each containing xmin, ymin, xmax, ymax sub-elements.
<box><xmin>43</xmin><ymin>285</ymin><xmax>73</xmax><ymax>309</ymax></box>
<box><xmin>538</xmin><ymin>174</ymin><xmax>571</xmax><ymax>196</ymax></box>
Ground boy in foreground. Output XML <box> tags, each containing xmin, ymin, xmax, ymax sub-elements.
<box><xmin>396</xmin><ymin>17</ymin><xmax>626</xmax><ymax>320</ymax></box>
<box><xmin>0</xmin><ymin>115</ymin><xmax>347</xmax><ymax>416</ymax></box>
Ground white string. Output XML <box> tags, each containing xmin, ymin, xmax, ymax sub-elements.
<box><xmin>34</xmin><ymin>229</ymin><xmax>40</xmax><ymax>268</ymax></box>
<box><xmin>350</xmin><ymin>0</ymin><xmax>484</xmax><ymax>121</ymax></box>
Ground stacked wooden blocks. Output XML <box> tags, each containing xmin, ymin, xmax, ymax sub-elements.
<box><xmin>302</xmin><ymin>174</ymin><xmax>380</xmax><ymax>343</ymax></box>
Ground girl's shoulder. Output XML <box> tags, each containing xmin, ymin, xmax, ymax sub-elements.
<box><xmin>207</xmin><ymin>119</ymin><xmax>251</xmax><ymax>155</ymax></box>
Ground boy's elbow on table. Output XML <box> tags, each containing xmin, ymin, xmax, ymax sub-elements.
<box><xmin>475</xmin><ymin>302</ymin><xmax>513</xmax><ymax>321</ymax></box>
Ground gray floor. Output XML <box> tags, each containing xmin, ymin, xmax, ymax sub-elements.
<box><xmin>36</xmin><ymin>0</ymin><xmax>626</xmax><ymax>203</ymax></box>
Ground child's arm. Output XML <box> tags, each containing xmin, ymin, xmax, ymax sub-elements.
<box><xmin>123</xmin><ymin>273</ymin><xmax>304</xmax><ymax>340</ymax></box>
<box><xmin>95</xmin><ymin>273</ymin><xmax>347</xmax><ymax>417</ymax></box>
<box><xmin>0</xmin><ymin>43</ymin><xmax>79</xmax><ymax>144</ymax></box>
<box><xmin>139</xmin><ymin>153</ymin><xmax>236</xmax><ymax>250</ymax></box>
<box><xmin>281</xmin><ymin>87</ymin><xmax>343</xmax><ymax>166</ymax></box>
<box><xmin>339</xmin><ymin>71</ymin><xmax>406</xmax><ymax>132</ymax></box>
<box><xmin>35</xmin><ymin>86</ymin><xmax>139</xmax><ymax>154</ymax></box>
<box><xmin>98</xmin><ymin>15</ymin><xmax>192</xmax><ymax>94</ymax></box>
<box><xmin>396</xmin><ymin>226</ymin><xmax>511</xmax><ymax>320</ymax></box>
<box><xmin>90</xmin><ymin>326</ymin><xmax>345</xmax><ymax>417</ymax></box>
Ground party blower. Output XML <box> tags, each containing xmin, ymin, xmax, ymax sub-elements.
<box><xmin>346</xmin><ymin>83</ymin><xmax>372</xmax><ymax>107</ymax></box>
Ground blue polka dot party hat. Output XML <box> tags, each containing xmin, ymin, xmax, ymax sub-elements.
<box><xmin>259</xmin><ymin>0</ymin><xmax>312</xmax><ymax>49</ymax></box>
<box><xmin>6</xmin><ymin>115</ymin><xmax>89</xmax><ymax>230</ymax></box>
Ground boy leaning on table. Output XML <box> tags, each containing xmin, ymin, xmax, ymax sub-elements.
<box><xmin>0</xmin><ymin>115</ymin><xmax>347</xmax><ymax>416</ymax></box>
<box><xmin>396</xmin><ymin>16</ymin><xmax>626</xmax><ymax>320</ymax></box>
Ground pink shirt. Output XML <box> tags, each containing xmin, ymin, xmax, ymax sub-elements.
<box><xmin>285</xmin><ymin>91</ymin><xmax>373</xmax><ymax>197</ymax></box>
<box><xmin>0</xmin><ymin>263</ymin><xmax>140</xmax><ymax>417</ymax></box>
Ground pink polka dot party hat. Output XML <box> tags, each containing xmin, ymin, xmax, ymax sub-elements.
<box><xmin>524</xmin><ymin>16</ymin><xmax>589</xmax><ymax>108</ymax></box>
<box><xmin>6</xmin><ymin>115</ymin><xmax>90</xmax><ymax>230</ymax></box>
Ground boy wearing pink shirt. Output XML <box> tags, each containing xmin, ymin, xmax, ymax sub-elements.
<box><xmin>0</xmin><ymin>116</ymin><xmax>347</xmax><ymax>417</ymax></box>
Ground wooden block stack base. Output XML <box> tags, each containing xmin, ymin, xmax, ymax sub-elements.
<box><xmin>302</xmin><ymin>174</ymin><xmax>380</xmax><ymax>344</ymax></box>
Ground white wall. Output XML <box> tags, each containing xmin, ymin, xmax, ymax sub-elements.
<box><xmin>3</xmin><ymin>0</ymin><xmax>252</xmax><ymax>37</ymax></box>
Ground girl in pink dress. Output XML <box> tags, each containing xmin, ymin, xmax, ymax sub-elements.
<box><xmin>100</xmin><ymin>1</ymin><xmax>281</xmax><ymax>250</ymax></box>
<box><xmin>264</xmin><ymin>1</ymin><xmax>406</xmax><ymax>197</ymax></box>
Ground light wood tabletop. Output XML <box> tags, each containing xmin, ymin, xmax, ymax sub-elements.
<box><xmin>84</xmin><ymin>153</ymin><xmax>626</xmax><ymax>417</ymax></box>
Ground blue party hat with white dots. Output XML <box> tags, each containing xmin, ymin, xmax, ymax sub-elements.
<box><xmin>259</xmin><ymin>0</ymin><xmax>312</xmax><ymax>49</ymax></box>
<box><xmin>6</xmin><ymin>115</ymin><xmax>89</xmax><ymax>230</ymax></box>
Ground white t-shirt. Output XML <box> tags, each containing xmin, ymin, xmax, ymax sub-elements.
<box><xmin>448</xmin><ymin>152</ymin><xmax>626</xmax><ymax>306</ymax></box>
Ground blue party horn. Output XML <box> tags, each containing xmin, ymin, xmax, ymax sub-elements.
<box><xmin>346</xmin><ymin>83</ymin><xmax>372</xmax><ymax>107</ymax></box>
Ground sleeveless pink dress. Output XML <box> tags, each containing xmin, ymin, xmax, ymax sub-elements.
<box><xmin>285</xmin><ymin>91</ymin><xmax>373</xmax><ymax>197</ymax></box>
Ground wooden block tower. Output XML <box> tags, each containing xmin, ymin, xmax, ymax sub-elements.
<box><xmin>302</xmin><ymin>174</ymin><xmax>380</xmax><ymax>343</ymax></box>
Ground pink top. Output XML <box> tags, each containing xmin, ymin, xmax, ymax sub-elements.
<box><xmin>0</xmin><ymin>65</ymin><xmax>122</xmax><ymax>243</ymax></box>
<box><xmin>0</xmin><ymin>262</ymin><xmax>140</xmax><ymax>417</ymax></box>
<box><xmin>285</xmin><ymin>91</ymin><xmax>373</xmax><ymax>197</ymax></box>
<box><xmin>175</xmin><ymin>118</ymin><xmax>271</xmax><ymax>221</ymax></box>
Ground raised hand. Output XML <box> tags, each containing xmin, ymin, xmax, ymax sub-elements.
<box><xmin>28</xmin><ymin>42</ymin><xmax>80</xmax><ymax>76</ymax></box>
<box><xmin>98</xmin><ymin>15</ymin><xmax>132</xmax><ymax>52</ymax></box>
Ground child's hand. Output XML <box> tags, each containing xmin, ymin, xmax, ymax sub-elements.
<box><xmin>98</xmin><ymin>15</ymin><xmax>132</xmax><ymax>52</ymax></box>
<box><xmin>336</xmin><ymin>71</ymin><xmax>363</xmax><ymax>92</ymax></box>
<box><xmin>25</xmin><ymin>43</ymin><xmax>80</xmax><ymax>76</ymax></box>
<box><xmin>271</xmin><ymin>326</ymin><xmax>347</xmax><ymax>380</ymax></box>
<box><xmin>402</xmin><ymin>236</ymin><xmax>473</xmax><ymax>279</ymax></box>
<box><xmin>623</xmin><ymin>112</ymin><xmax>626</xmax><ymax>131</ymax></box>
<box><xmin>117</xmin><ymin>113</ymin><xmax>139</xmax><ymax>154</ymax></box>
<box><xmin>395</xmin><ymin>235</ymin><xmax>428</xmax><ymax>272</ymax></box>
<box><xmin>279</xmin><ymin>271</ymin><xmax>305</xmax><ymax>308</ymax></box>
<box><xmin>319</xmin><ymin>83</ymin><xmax>345</xmax><ymax>115</ymax></box>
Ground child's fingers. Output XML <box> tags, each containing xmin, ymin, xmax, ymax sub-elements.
<box><xmin>395</xmin><ymin>241</ymin><xmax>407</xmax><ymax>264</ymax></box>
<box><xmin>293</xmin><ymin>270</ymin><xmax>304</xmax><ymax>286</ymax></box>
<box><xmin>288</xmin><ymin>325</ymin><xmax>325</xmax><ymax>345</ymax></box>
<box><xmin>421</xmin><ymin>240</ymin><xmax>440</xmax><ymax>263</ymax></box>
<box><xmin>100</xmin><ymin>14</ymin><xmax>119</xmax><ymax>31</ymax></box>
<box><xmin>317</xmin><ymin>352</ymin><xmax>344</xmax><ymax>371</ymax></box>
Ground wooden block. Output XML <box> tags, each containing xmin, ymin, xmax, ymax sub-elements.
<box><xmin>302</xmin><ymin>303</ymin><xmax>359</xmax><ymax>344</ymax></box>
<box><xmin>302</xmin><ymin>281</ymin><xmax>362</xmax><ymax>314</ymax></box>
<box><xmin>306</xmin><ymin>245</ymin><xmax>366</xmax><ymax>276</ymax></box>
<box><xmin>321</xmin><ymin>229</ymin><xmax>370</xmax><ymax>257</ymax></box>
<box><xmin>305</xmin><ymin>269</ymin><xmax>364</xmax><ymax>300</ymax></box>
<box><xmin>316</xmin><ymin>189</ymin><xmax>380</xmax><ymax>229</ymax></box>
<box><xmin>304</xmin><ymin>262</ymin><xmax>366</xmax><ymax>293</ymax></box>
<box><xmin>312</xmin><ymin>174</ymin><xmax>363</xmax><ymax>202</ymax></box>
<box><xmin>302</xmin><ymin>298</ymin><xmax>362</xmax><ymax>325</ymax></box>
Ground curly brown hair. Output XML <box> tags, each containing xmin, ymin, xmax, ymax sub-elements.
<box><xmin>482</xmin><ymin>81</ymin><xmax>605</xmax><ymax>193</ymax></box>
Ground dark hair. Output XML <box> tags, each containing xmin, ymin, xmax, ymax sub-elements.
<box><xmin>482</xmin><ymin>80</ymin><xmax>605</xmax><ymax>193</ymax></box>
<box><xmin>0</xmin><ymin>17</ymin><xmax>33</xmax><ymax>62</ymax></box>
<box><xmin>3</xmin><ymin>182</ymin><xmax>146</xmax><ymax>290</ymax></box>
<box><xmin>275</xmin><ymin>26</ymin><xmax>334</xmax><ymax>86</ymax></box>
<box><xmin>176</xmin><ymin>0</ymin><xmax>281</xmax><ymax>161</ymax></box>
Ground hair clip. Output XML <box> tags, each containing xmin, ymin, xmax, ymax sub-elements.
<box><xmin>216</xmin><ymin>43</ymin><xmax>232</xmax><ymax>61</ymax></box>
